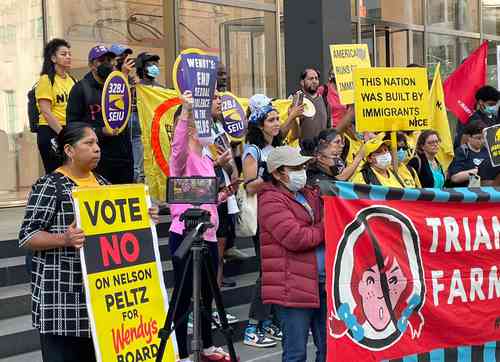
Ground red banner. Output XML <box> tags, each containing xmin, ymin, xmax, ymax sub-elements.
<box><xmin>443</xmin><ymin>41</ymin><xmax>488</xmax><ymax>124</ymax></box>
<box><xmin>324</xmin><ymin>191</ymin><xmax>500</xmax><ymax>361</ymax></box>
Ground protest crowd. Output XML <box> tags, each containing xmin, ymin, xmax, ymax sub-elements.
<box><xmin>18</xmin><ymin>37</ymin><xmax>500</xmax><ymax>362</ymax></box>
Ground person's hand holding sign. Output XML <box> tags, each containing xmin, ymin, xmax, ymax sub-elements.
<box><xmin>181</xmin><ymin>90</ymin><xmax>194</xmax><ymax>115</ymax></box>
<box><xmin>148</xmin><ymin>205</ymin><xmax>160</xmax><ymax>225</ymax></box>
<box><xmin>120</xmin><ymin>55</ymin><xmax>135</xmax><ymax>77</ymax></box>
<box><xmin>288</xmin><ymin>104</ymin><xmax>305</xmax><ymax>120</ymax></box>
<box><xmin>63</xmin><ymin>221</ymin><xmax>85</xmax><ymax>249</ymax></box>
<box><xmin>102</xmin><ymin>127</ymin><xmax>119</xmax><ymax>136</ymax></box>
<box><xmin>214</xmin><ymin>146</ymin><xmax>232</xmax><ymax>169</ymax></box>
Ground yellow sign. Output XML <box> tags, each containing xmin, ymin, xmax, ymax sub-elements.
<box><xmin>329</xmin><ymin>44</ymin><xmax>371</xmax><ymax>105</ymax></box>
<box><xmin>73</xmin><ymin>184</ymin><xmax>176</xmax><ymax>362</ymax></box>
<box><xmin>353</xmin><ymin>67</ymin><xmax>430</xmax><ymax>132</ymax></box>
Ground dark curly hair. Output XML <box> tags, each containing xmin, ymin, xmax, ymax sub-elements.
<box><xmin>245</xmin><ymin>123</ymin><xmax>283</xmax><ymax>150</ymax></box>
<box><xmin>475</xmin><ymin>85</ymin><xmax>500</xmax><ymax>103</ymax></box>
<box><xmin>41</xmin><ymin>38</ymin><xmax>71</xmax><ymax>78</ymax></box>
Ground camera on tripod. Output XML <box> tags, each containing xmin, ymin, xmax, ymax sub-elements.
<box><xmin>157</xmin><ymin>176</ymin><xmax>239</xmax><ymax>362</ymax></box>
<box><xmin>167</xmin><ymin>176</ymin><xmax>218</xmax><ymax>259</ymax></box>
<box><xmin>167</xmin><ymin>176</ymin><xmax>219</xmax><ymax>206</ymax></box>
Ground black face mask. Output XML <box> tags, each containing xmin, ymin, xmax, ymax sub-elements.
<box><xmin>96</xmin><ymin>63</ymin><xmax>113</xmax><ymax>80</ymax></box>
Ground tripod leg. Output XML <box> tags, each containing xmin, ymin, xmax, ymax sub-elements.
<box><xmin>156</xmin><ymin>252</ymin><xmax>193</xmax><ymax>362</ymax></box>
<box><xmin>202</xmin><ymin>252</ymin><xmax>239</xmax><ymax>362</ymax></box>
<box><xmin>192</xmin><ymin>244</ymin><xmax>203</xmax><ymax>362</ymax></box>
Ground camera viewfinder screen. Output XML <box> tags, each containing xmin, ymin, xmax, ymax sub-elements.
<box><xmin>167</xmin><ymin>177</ymin><xmax>218</xmax><ymax>205</ymax></box>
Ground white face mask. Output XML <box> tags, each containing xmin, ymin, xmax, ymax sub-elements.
<box><xmin>375</xmin><ymin>152</ymin><xmax>392</xmax><ymax>169</ymax></box>
<box><xmin>286</xmin><ymin>169</ymin><xmax>307</xmax><ymax>192</ymax></box>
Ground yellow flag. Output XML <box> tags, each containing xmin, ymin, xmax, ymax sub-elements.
<box><xmin>137</xmin><ymin>86</ymin><xmax>295</xmax><ymax>201</ymax></box>
<box><xmin>136</xmin><ymin>85</ymin><xmax>179</xmax><ymax>201</ymax></box>
<box><xmin>430</xmin><ymin>63</ymin><xmax>454</xmax><ymax>171</ymax></box>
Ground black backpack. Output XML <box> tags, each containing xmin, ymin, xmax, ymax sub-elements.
<box><xmin>27</xmin><ymin>74</ymin><xmax>76</xmax><ymax>133</ymax></box>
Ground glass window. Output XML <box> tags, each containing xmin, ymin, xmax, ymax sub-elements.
<box><xmin>178</xmin><ymin>0</ymin><xmax>278</xmax><ymax>98</ymax></box>
<box><xmin>486</xmin><ymin>40</ymin><xmax>499</xmax><ymax>87</ymax></box>
<box><xmin>412</xmin><ymin>31</ymin><xmax>424</xmax><ymax>66</ymax></box>
<box><xmin>5</xmin><ymin>91</ymin><xmax>17</xmax><ymax>134</ymax></box>
<box><xmin>427</xmin><ymin>34</ymin><xmax>479</xmax><ymax>79</ymax></box>
<box><xmin>358</xmin><ymin>0</ymin><xmax>423</xmax><ymax>25</ymax></box>
<box><xmin>48</xmin><ymin>0</ymin><xmax>166</xmax><ymax>81</ymax></box>
<box><xmin>483</xmin><ymin>0</ymin><xmax>500</xmax><ymax>35</ymax></box>
<box><xmin>427</xmin><ymin>34</ymin><xmax>480</xmax><ymax>136</ymax></box>
<box><xmin>0</xmin><ymin>0</ymin><xmax>44</xmax><ymax>205</ymax></box>
<box><xmin>427</xmin><ymin>0</ymin><xmax>479</xmax><ymax>32</ymax></box>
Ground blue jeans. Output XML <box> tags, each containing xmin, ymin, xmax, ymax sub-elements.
<box><xmin>276</xmin><ymin>283</ymin><xmax>327</xmax><ymax>362</ymax></box>
<box><xmin>129</xmin><ymin>112</ymin><xmax>144</xmax><ymax>183</ymax></box>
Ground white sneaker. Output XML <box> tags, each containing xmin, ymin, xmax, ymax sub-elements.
<box><xmin>212</xmin><ymin>311</ymin><xmax>239</xmax><ymax>327</ymax></box>
<box><xmin>243</xmin><ymin>324</ymin><xmax>277</xmax><ymax>348</ymax></box>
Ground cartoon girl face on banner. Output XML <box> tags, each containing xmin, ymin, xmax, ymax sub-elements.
<box><xmin>329</xmin><ymin>206</ymin><xmax>426</xmax><ymax>351</ymax></box>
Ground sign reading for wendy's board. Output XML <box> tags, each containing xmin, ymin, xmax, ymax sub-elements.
<box><xmin>73</xmin><ymin>184</ymin><xmax>177</xmax><ymax>362</ymax></box>
<box><xmin>323</xmin><ymin>182</ymin><xmax>500</xmax><ymax>361</ymax></box>
<box><xmin>176</xmin><ymin>52</ymin><xmax>219</xmax><ymax>140</ymax></box>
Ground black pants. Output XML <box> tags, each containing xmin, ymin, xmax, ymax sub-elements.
<box><xmin>216</xmin><ymin>202</ymin><xmax>235</xmax><ymax>250</ymax></box>
<box><xmin>248</xmin><ymin>232</ymin><xmax>273</xmax><ymax>321</ymax></box>
<box><xmin>40</xmin><ymin>333</ymin><xmax>96</xmax><ymax>362</ymax></box>
<box><xmin>168</xmin><ymin>232</ymin><xmax>219</xmax><ymax>359</ymax></box>
<box><xmin>37</xmin><ymin>126</ymin><xmax>61</xmax><ymax>174</ymax></box>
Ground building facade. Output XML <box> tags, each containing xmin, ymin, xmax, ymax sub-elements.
<box><xmin>0</xmin><ymin>0</ymin><xmax>499</xmax><ymax>206</ymax></box>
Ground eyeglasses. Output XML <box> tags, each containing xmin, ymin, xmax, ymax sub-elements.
<box><xmin>425</xmin><ymin>139</ymin><xmax>440</xmax><ymax>145</ymax></box>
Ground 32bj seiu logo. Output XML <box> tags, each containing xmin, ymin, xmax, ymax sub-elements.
<box><xmin>329</xmin><ymin>206</ymin><xmax>426</xmax><ymax>351</ymax></box>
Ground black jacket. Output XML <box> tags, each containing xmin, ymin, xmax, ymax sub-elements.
<box><xmin>66</xmin><ymin>72</ymin><xmax>133</xmax><ymax>183</ymax></box>
<box><xmin>407</xmin><ymin>152</ymin><xmax>444</xmax><ymax>188</ymax></box>
<box><xmin>454</xmin><ymin>110</ymin><xmax>497</xmax><ymax>149</ymax></box>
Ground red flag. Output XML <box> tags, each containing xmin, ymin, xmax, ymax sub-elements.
<box><xmin>443</xmin><ymin>41</ymin><xmax>488</xmax><ymax>124</ymax></box>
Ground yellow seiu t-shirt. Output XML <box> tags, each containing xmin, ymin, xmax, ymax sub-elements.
<box><xmin>351</xmin><ymin>166</ymin><xmax>404</xmax><ymax>188</ymax></box>
<box><xmin>397</xmin><ymin>164</ymin><xmax>421</xmax><ymax>188</ymax></box>
<box><xmin>55</xmin><ymin>167</ymin><xmax>100</xmax><ymax>188</ymax></box>
<box><xmin>36</xmin><ymin>74</ymin><xmax>75</xmax><ymax>126</ymax></box>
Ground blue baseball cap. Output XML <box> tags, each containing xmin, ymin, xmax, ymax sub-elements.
<box><xmin>109</xmin><ymin>43</ymin><xmax>133</xmax><ymax>56</ymax></box>
<box><xmin>88</xmin><ymin>45</ymin><xmax>115</xmax><ymax>62</ymax></box>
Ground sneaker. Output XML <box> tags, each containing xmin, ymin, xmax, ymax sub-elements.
<box><xmin>212</xmin><ymin>311</ymin><xmax>239</xmax><ymax>325</ymax></box>
<box><xmin>224</xmin><ymin>247</ymin><xmax>250</xmax><ymax>261</ymax></box>
<box><xmin>243</xmin><ymin>324</ymin><xmax>277</xmax><ymax>348</ymax></box>
<box><xmin>201</xmin><ymin>346</ymin><xmax>234</xmax><ymax>361</ymax></box>
<box><xmin>262</xmin><ymin>320</ymin><xmax>282</xmax><ymax>341</ymax></box>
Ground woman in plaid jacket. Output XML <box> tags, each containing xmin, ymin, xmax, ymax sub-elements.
<box><xmin>19</xmin><ymin>123</ymin><xmax>158</xmax><ymax>362</ymax></box>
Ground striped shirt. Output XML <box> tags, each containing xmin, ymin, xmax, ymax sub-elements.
<box><xmin>19</xmin><ymin>172</ymin><xmax>107</xmax><ymax>337</ymax></box>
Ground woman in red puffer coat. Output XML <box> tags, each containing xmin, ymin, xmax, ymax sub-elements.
<box><xmin>259</xmin><ymin>145</ymin><xmax>326</xmax><ymax>362</ymax></box>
